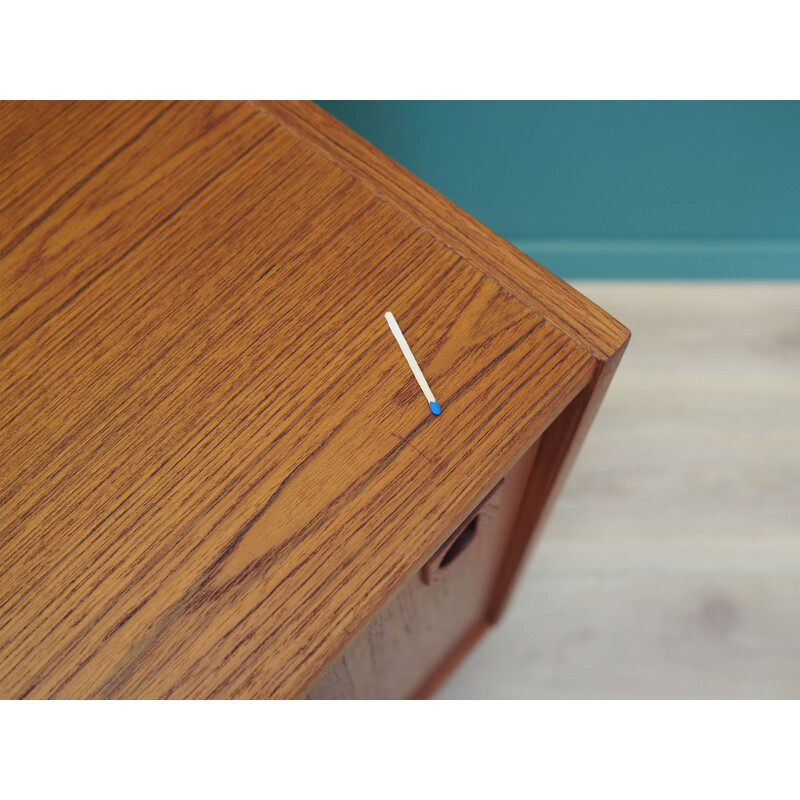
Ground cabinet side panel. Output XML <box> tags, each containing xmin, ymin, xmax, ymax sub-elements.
<box><xmin>490</xmin><ymin>345</ymin><xmax>629</xmax><ymax>620</ymax></box>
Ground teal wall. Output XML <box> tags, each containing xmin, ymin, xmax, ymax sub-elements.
<box><xmin>318</xmin><ymin>101</ymin><xmax>800</xmax><ymax>279</ymax></box>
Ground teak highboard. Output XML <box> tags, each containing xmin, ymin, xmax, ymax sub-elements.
<box><xmin>0</xmin><ymin>101</ymin><xmax>629</xmax><ymax>699</ymax></box>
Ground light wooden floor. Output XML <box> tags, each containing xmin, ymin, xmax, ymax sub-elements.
<box><xmin>437</xmin><ymin>282</ymin><xmax>800</xmax><ymax>699</ymax></box>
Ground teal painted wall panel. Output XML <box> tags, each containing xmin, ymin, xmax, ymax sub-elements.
<box><xmin>317</xmin><ymin>101</ymin><xmax>800</xmax><ymax>279</ymax></box>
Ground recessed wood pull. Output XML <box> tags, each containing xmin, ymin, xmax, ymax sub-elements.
<box><xmin>422</xmin><ymin>481</ymin><xmax>504</xmax><ymax>585</ymax></box>
<box><xmin>439</xmin><ymin>517</ymin><xmax>478</xmax><ymax>569</ymax></box>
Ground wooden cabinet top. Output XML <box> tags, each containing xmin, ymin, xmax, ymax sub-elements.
<box><xmin>0</xmin><ymin>101</ymin><xmax>628</xmax><ymax>698</ymax></box>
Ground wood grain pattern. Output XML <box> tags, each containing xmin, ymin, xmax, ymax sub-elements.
<box><xmin>0</xmin><ymin>101</ymin><xmax>613</xmax><ymax>698</ymax></box>
<box><xmin>255</xmin><ymin>101</ymin><xmax>629</xmax><ymax>361</ymax></box>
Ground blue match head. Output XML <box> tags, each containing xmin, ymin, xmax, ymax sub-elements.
<box><xmin>429</xmin><ymin>401</ymin><xmax>441</xmax><ymax>416</ymax></box>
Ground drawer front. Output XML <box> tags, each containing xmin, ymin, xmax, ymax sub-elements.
<box><xmin>305</xmin><ymin>440</ymin><xmax>540</xmax><ymax>699</ymax></box>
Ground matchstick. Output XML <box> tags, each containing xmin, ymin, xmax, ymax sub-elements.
<box><xmin>384</xmin><ymin>311</ymin><xmax>441</xmax><ymax>416</ymax></box>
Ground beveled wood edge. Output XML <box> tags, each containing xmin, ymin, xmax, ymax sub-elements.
<box><xmin>250</xmin><ymin>100</ymin><xmax>630</xmax><ymax>363</ymax></box>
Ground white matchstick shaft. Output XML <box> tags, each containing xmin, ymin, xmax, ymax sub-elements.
<box><xmin>384</xmin><ymin>311</ymin><xmax>438</xmax><ymax>409</ymax></box>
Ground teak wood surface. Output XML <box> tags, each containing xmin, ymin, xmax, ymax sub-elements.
<box><xmin>0</xmin><ymin>101</ymin><xmax>629</xmax><ymax>698</ymax></box>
